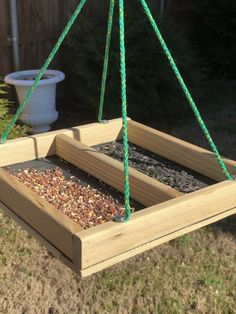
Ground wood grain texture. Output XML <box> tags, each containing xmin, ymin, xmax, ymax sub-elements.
<box><xmin>75</xmin><ymin>118</ymin><xmax>123</xmax><ymax>146</ymax></box>
<box><xmin>0</xmin><ymin>118</ymin><xmax>122</xmax><ymax>167</ymax></box>
<box><xmin>0</xmin><ymin>129</ymin><xmax>71</xmax><ymax>167</ymax></box>
<box><xmin>0</xmin><ymin>0</ymin><xmax>107</xmax><ymax>75</ymax></box>
<box><xmin>0</xmin><ymin>168</ymin><xmax>81</xmax><ymax>259</ymax></box>
<box><xmin>78</xmin><ymin>180</ymin><xmax>236</xmax><ymax>269</ymax></box>
<box><xmin>79</xmin><ymin>206</ymin><xmax>236</xmax><ymax>277</ymax></box>
<box><xmin>128</xmin><ymin>120</ymin><xmax>236</xmax><ymax>181</ymax></box>
<box><xmin>55</xmin><ymin>134</ymin><xmax>181</xmax><ymax>207</ymax></box>
<box><xmin>0</xmin><ymin>0</ymin><xmax>77</xmax><ymax>75</ymax></box>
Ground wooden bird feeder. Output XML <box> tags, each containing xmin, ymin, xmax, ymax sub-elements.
<box><xmin>0</xmin><ymin>118</ymin><xmax>236</xmax><ymax>277</ymax></box>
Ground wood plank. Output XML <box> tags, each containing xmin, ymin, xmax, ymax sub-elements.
<box><xmin>0</xmin><ymin>202</ymin><xmax>78</xmax><ymax>273</ymax></box>
<box><xmin>75</xmin><ymin>118</ymin><xmax>123</xmax><ymax>146</ymax></box>
<box><xmin>0</xmin><ymin>129</ymin><xmax>72</xmax><ymax>167</ymax></box>
<box><xmin>0</xmin><ymin>0</ymin><xmax>103</xmax><ymax>75</ymax></box>
<box><xmin>0</xmin><ymin>118</ymin><xmax>122</xmax><ymax>167</ymax></box>
<box><xmin>78</xmin><ymin>180</ymin><xmax>236</xmax><ymax>269</ymax></box>
<box><xmin>79</xmin><ymin>206</ymin><xmax>236</xmax><ymax>277</ymax></box>
<box><xmin>128</xmin><ymin>120</ymin><xmax>236</xmax><ymax>181</ymax></box>
<box><xmin>55</xmin><ymin>135</ymin><xmax>181</xmax><ymax>207</ymax></box>
<box><xmin>0</xmin><ymin>168</ymin><xmax>82</xmax><ymax>259</ymax></box>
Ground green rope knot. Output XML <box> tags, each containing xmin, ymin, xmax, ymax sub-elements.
<box><xmin>113</xmin><ymin>214</ymin><xmax>131</xmax><ymax>222</ymax></box>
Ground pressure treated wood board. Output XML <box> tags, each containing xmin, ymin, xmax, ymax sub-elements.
<box><xmin>128</xmin><ymin>120</ymin><xmax>236</xmax><ymax>182</ymax></box>
<box><xmin>0</xmin><ymin>118</ymin><xmax>123</xmax><ymax>167</ymax></box>
<box><xmin>2</xmin><ymin>190</ymin><xmax>235</xmax><ymax>278</ymax></box>
<box><xmin>55</xmin><ymin>134</ymin><xmax>181</xmax><ymax>206</ymax></box>
<box><xmin>77</xmin><ymin>180</ymin><xmax>236</xmax><ymax>270</ymax></box>
<box><xmin>79</xmin><ymin>206</ymin><xmax>236</xmax><ymax>277</ymax></box>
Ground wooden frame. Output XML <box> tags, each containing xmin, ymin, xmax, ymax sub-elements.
<box><xmin>0</xmin><ymin>118</ymin><xmax>236</xmax><ymax>277</ymax></box>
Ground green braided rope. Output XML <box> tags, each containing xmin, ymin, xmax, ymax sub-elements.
<box><xmin>0</xmin><ymin>0</ymin><xmax>87</xmax><ymax>144</ymax></box>
<box><xmin>98</xmin><ymin>0</ymin><xmax>115</xmax><ymax>123</ymax></box>
<box><xmin>118</xmin><ymin>0</ymin><xmax>131</xmax><ymax>221</ymax></box>
<box><xmin>139</xmin><ymin>0</ymin><xmax>232</xmax><ymax>180</ymax></box>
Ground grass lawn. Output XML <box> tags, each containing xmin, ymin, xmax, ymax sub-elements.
<box><xmin>0</xmin><ymin>80</ymin><xmax>235</xmax><ymax>313</ymax></box>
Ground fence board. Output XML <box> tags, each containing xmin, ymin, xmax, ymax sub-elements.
<box><xmin>0</xmin><ymin>0</ymin><xmax>79</xmax><ymax>75</ymax></box>
<box><xmin>0</xmin><ymin>0</ymin><xmax>191</xmax><ymax>76</ymax></box>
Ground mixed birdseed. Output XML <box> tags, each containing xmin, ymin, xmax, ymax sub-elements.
<box><xmin>12</xmin><ymin>168</ymin><xmax>130</xmax><ymax>229</ymax></box>
<box><xmin>9</xmin><ymin>141</ymin><xmax>213</xmax><ymax>229</ymax></box>
<box><xmin>96</xmin><ymin>141</ymin><xmax>214</xmax><ymax>193</ymax></box>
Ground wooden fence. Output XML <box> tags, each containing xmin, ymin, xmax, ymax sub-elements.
<box><xmin>0</xmin><ymin>0</ymin><xmax>102</xmax><ymax>76</ymax></box>
<box><xmin>0</xmin><ymin>0</ymin><xmax>192</xmax><ymax>76</ymax></box>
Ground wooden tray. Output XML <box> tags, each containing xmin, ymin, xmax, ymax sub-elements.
<box><xmin>0</xmin><ymin>118</ymin><xmax>236</xmax><ymax>277</ymax></box>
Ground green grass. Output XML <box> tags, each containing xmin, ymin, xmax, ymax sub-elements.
<box><xmin>0</xmin><ymin>207</ymin><xmax>235</xmax><ymax>313</ymax></box>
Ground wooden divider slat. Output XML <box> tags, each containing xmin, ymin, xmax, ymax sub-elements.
<box><xmin>55</xmin><ymin>134</ymin><xmax>181</xmax><ymax>207</ymax></box>
<box><xmin>128</xmin><ymin>120</ymin><xmax>236</xmax><ymax>181</ymax></box>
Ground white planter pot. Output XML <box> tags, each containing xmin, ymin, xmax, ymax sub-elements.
<box><xmin>4</xmin><ymin>69</ymin><xmax>65</xmax><ymax>133</ymax></box>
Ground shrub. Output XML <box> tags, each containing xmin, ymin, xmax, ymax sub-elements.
<box><xmin>0</xmin><ymin>82</ymin><xmax>30</xmax><ymax>139</ymax></box>
<box><xmin>62</xmin><ymin>2</ymin><xmax>204</xmax><ymax>124</ymax></box>
<box><xmin>181</xmin><ymin>0</ymin><xmax>236</xmax><ymax>79</ymax></box>
<box><xmin>0</xmin><ymin>83</ymin><xmax>10</xmax><ymax>117</ymax></box>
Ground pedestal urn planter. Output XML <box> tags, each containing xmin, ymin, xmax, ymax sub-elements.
<box><xmin>4</xmin><ymin>69</ymin><xmax>65</xmax><ymax>133</ymax></box>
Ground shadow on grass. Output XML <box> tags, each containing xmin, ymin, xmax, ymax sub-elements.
<box><xmin>211</xmin><ymin>215</ymin><xmax>236</xmax><ymax>237</ymax></box>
